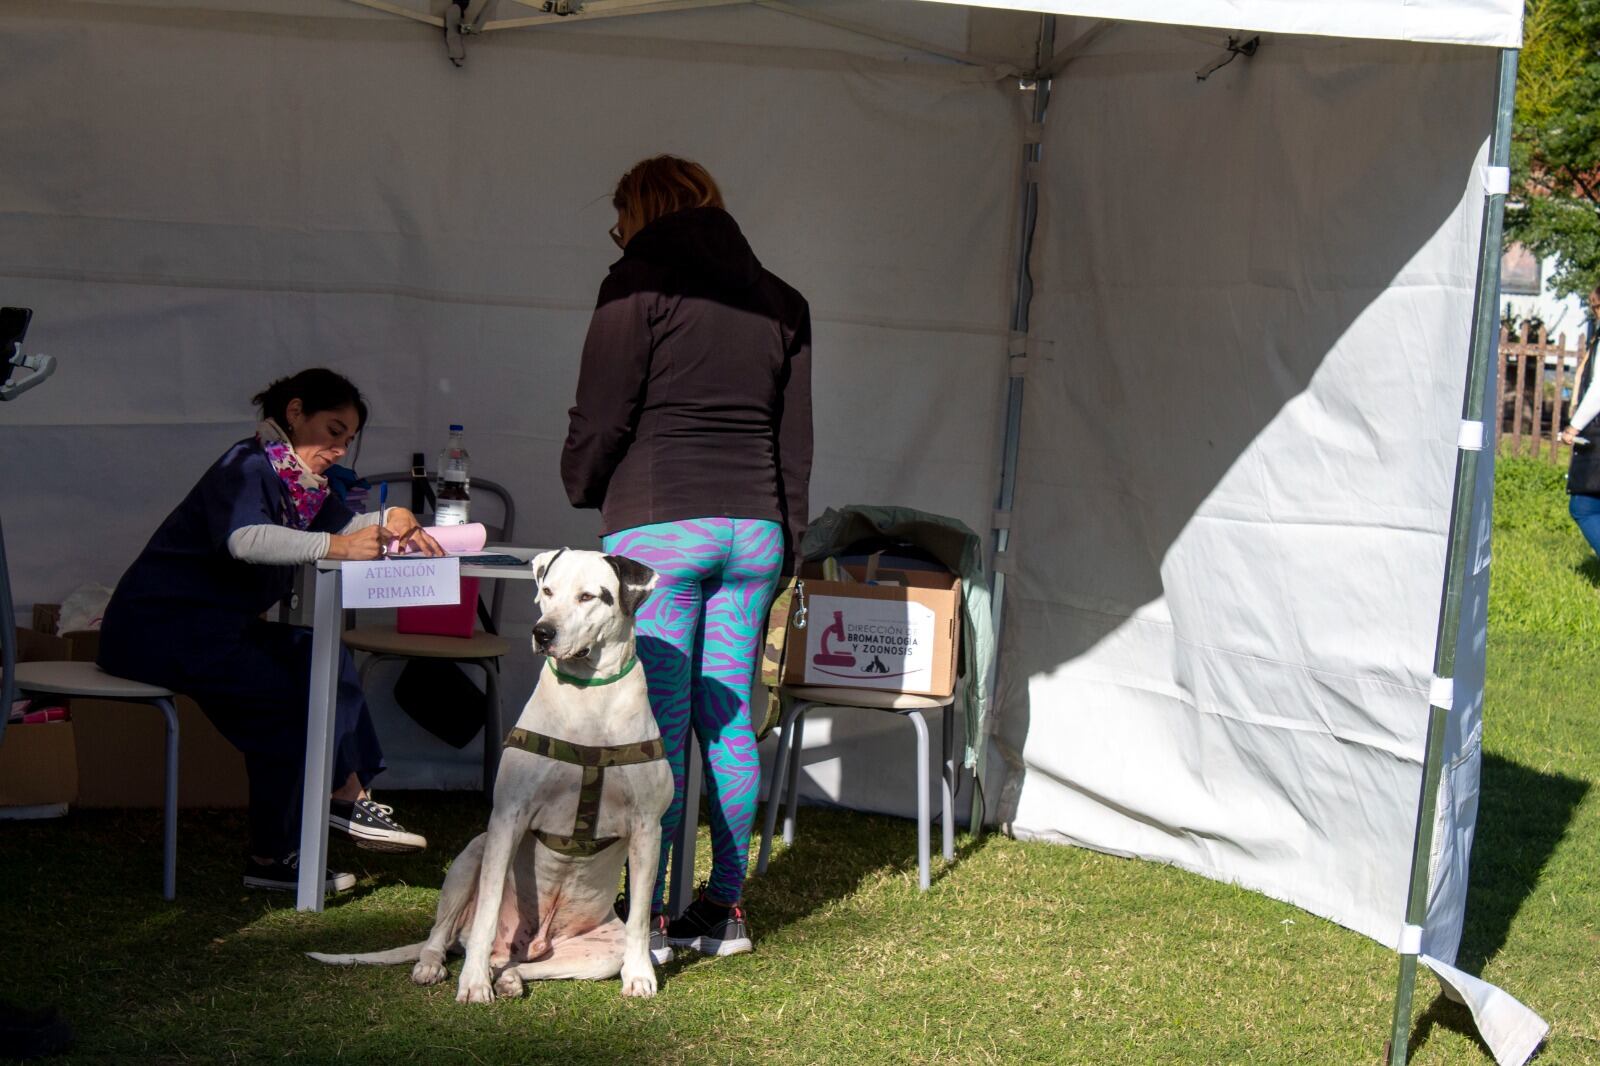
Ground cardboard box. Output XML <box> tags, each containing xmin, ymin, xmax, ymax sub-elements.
<box><xmin>0</xmin><ymin>720</ymin><xmax>78</xmax><ymax>808</ymax></box>
<box><xmin>782</xmin><ymin>565</ymin><xmax>960</xmax><ymax>698</ymax></box>
<box><xmin>71</xmin><ymin>696</ymin><xmax>247</xmax><ymax>809</ymax></box>
<box><xmin>16</xmin><ymin>614</ymin><xmax>248</xmax><ymax>808</ymax></box>
<box><xmin>4</xmin><ymin>624</ymin><xmax>82</xmax><ymax>811</ymax></box>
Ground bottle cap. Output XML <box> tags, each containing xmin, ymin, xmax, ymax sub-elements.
<box><xmin>450</xmin><ymin>424</ymin><xmax>464</xmax><ymax>432</ymax></box>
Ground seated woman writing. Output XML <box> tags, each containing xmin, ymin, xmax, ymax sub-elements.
<box><xmin>98</xmin><ymin>368</ymin><xmax>443</xmax><ymax>893</ymax></box>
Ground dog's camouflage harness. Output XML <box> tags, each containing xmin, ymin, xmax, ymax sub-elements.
<box><xmin>502</xmin><ymin>726</ymin><xmax>666</xmax><ymax>858</ymax></box>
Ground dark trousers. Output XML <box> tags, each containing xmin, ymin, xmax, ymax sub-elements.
<box><xmin>180</xmin><ymin>621</ymin><xmax>384</xmax><ymax>858</ymax></box>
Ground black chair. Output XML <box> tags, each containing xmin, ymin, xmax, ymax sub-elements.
<box><xmin>340</xmin><ymin>471</ymin><xmax>516</xmax><ymax>794</ymax></box>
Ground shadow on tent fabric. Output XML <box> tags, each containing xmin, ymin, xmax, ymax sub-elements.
<box><xmin>988</xmin><ymin>39</ymin><xmax>1497</xmax><ymax>838</ymax></box>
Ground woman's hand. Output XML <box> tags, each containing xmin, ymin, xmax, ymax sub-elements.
<box><xmin>1561</xmin><ymin>425</ymin><xmax>1579</xmax><ymax>446</ymax></box>
<box><xmin>325</xmin><ymin>525</ymin><xmax>395</xmax><ymax>561</ymax></box>
<box><xmin>380</xmin><ymin>507</ymin><xmax>446</xmax><ymax>557</ymax></box>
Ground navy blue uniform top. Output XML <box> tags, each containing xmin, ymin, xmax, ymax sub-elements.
<box><xmin>98</xmin><ymin>438</ymin><xmax>354</xmax><ymax>682</ymax></box>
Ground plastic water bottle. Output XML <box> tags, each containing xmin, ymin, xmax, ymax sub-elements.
<box><xmin>435</xmin><ymin>424</ymin><xmax>471</xmax><ymax>525</ymax></box>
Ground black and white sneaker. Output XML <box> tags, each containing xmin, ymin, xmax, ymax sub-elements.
<box><xmin>613</xmin><ymin>892</ymin><xmax>673</xmax><ymax>965</ymax></box>
<box><xmin>666</xmin><ymin>889</ymin><xmax>752</xmax><ymax>957</ymax></box>
<box><xmin>242</xmin><ymin>852</ymin><xmax>356</xmax><ymax>893</ymax></box>
<box><xmin>328</xmin><ymin>797</ymin><xmax>427</xmax><ymax>853</ymax></box>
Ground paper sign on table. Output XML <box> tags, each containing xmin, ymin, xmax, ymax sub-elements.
<box><xmin>341</xmin><ymin>556</ymin><xmax>462</xmax><ymax>609</ymax></box>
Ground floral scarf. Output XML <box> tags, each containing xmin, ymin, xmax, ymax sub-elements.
<box><xmin>255</xmin><ymin>418</ymin><xmax>329</xmax><ymax>531</ymax></box>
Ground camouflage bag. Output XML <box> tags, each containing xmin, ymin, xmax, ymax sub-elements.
<box><xmin>754</xmin><ymin>578</ymin><xmax>806</xmax><ymax>740</ymax></box>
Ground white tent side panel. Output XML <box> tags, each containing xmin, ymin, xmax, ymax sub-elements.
<box><xmin>916</xmin><ymin>0</ymin><xmax>1524</xmax><ymax>48</ymax></box>
<box><xmin>0</xmin><ymin>2</ymin><xmax>1019</xmax><ymax>788</ymax></box>
<box><xmin>1423</xmin><ymin>324</ymin><xmax>1498</xmax><ymax>964</ymax></box>
<box><xmin>999</xmin><ymin>25</ymin><xmax>1496</xmax><ymax>947</ymax></box>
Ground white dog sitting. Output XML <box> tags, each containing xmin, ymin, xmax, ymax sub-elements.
<box><xmin>309</xmin><ymin>548</ymin><xmax>672</xmax><ymax>1001</ymax></box>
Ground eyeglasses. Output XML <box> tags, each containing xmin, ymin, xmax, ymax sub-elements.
<box><xmin>609</xmin><ymin>224</ymin><xmax>625</xmax><ymax>249</ymax></box>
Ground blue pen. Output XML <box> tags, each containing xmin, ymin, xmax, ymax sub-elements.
<box><xmin>378</xmin><ymin>482</ymin><xmax>388</xmax><ymax>557</ymax></box>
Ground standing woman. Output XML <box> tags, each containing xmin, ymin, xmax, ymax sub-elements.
<box><xmin>562</xmin><ymin>156</ymin><xmax>813</xmax><ymax>957</ymax></box>
<box><xmin>1560</xmin><ymin>350</ymin><xmax>1600</xmax><ymax>557</ymax></box>
<box><xmin>98</xmin><ymin>368</ymin><xmax>441</xmax><ymax>892</ymax></box>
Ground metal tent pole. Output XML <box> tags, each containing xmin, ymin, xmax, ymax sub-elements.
<box><xmin>972</xmin><ymin>16</ymin><xmax>1055</xmax><ymax>835</ymax></box>
<box><xmin>1386</xmin><ymin>46</ymin><xmax>1518</xmax><ymax>1066</ymax></box>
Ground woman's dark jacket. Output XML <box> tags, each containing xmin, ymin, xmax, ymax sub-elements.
<box><xmin>560</xmin><ymin>206</ymin><xmax>813</xmax><ymax>558</ymax></box>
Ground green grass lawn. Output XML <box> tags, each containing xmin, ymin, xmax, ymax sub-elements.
<box><xmin>1</xmin><ymin>455</ymin><xmax>1596</xmax><ymax>1064</ymax></box>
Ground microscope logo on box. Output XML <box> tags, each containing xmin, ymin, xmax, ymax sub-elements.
<box><xmin>802</xmin><ymin>595</ymin><xmax>935</xmax><ymax>689</ymax></box>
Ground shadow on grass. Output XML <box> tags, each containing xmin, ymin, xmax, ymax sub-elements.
<box><xmin>743</xmin><ymin>802</ymin><xmax>993</xmax><ymax>946</ymax></box>
<box><xmin>1575</xmin><ymin>555</ymin><xmax>1600</xmax><ymax>588</ymax></box>
<box><xmin>1405</xmin><ymin>752</ymin><xmax>1587</xmax><ymax>1060</ymax></box>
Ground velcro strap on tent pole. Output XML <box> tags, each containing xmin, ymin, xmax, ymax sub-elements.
<box><xmin>992</xmin><ymin>551</ymin><xmax>1015</xmax><ymax>575</ymax></box>
<box><xmin>992</xmin><ymin>510</ymin><xmax>1012</xmax><ymax>530</ymax></box>
<box><xmin>1023</xmin><ymin>159</ymin><xmax>1045</xmax><ymax>184</ymax></box>
<box><xmin>1479</xmin><ymin>165</ymin><xmax>1510</xmax><ymax>196</ymax></box>
<box><xmin>1457</xmin><ymin>420</ymin><xmax>1485</xmax><ymax>451</ymax></box>
<box><xmin>1397</xmin><ymin>923</ymin><xmax>1424</xmax><ymax>955</ymax></box>
<box><xmin>1428</xmin><ymin>676</ymin><xmax>1454</xmax><ymax>711</ymax></box>
<box><xmin>1023</xmin><ymin>122</ymin><xmax>1045</xmax><ymax>143</ymax></box>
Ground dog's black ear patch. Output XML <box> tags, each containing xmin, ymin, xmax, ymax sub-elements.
<box><xmin>535</xmin><ymin>548</ymin><xmax>567</xmax><ymax>584</ymax></box>
<box><xmin>603</xmin><ymin>554</ymin><xmax>657</xmax><ymax>617</ymax></box>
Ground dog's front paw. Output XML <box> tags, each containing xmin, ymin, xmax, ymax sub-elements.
<box><xmin>620</xmin><ymin>963</ymin><xmax>657</xmax><ymax>999</ymax></box>
<box><xmin>494</xmin><ymin>969</ymin><xmax>526</xmax><ymax>999</ymax></box>
<box><xmin>411</xmin><ymin>958</ymin><xmax>448</xmax><ymax>986</ymax></box>
<box><xmin>456</xmin><ymin>967</ymin><xmax>495</xmax><ymax>1004</ymax></box>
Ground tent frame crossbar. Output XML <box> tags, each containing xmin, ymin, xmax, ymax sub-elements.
<box><xmin>485</xmin><ymin>0</ymin><xmax>748</xmax><ymax>33</ymax></box>
<box><xmin>338</xmin><ymin>0</ymin><xmax>1019</xmax><ymax>70</ymax></box>
<box><xmin>1386</xmin><ymin>45</ymin><xmax>1518</xmax><ymax>1066</ymax></box>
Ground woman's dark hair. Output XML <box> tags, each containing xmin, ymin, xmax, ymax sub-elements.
<box><xmin>613</xmin><ymin>155</ymin><xmax>725</xmax><ymax>237</ymax></box>
<box><xmin>252</xmin><ymin>368</ymin><xmax>369</xmax><ymax>432</ymax></box>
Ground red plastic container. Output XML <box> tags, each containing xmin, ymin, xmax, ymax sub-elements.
<box><xmin>395</xmin><ymin>576</ymin><xmax>480</xmax><ymax>638</ymax></box>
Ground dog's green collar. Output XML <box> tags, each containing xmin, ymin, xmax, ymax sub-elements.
<box><xmin>546</xmin><ymin>655</ymin><xmax>637</xmax><ymax>687</ymax></box>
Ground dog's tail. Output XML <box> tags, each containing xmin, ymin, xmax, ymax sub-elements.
<box><xmin>306</xmin><ymin>942</ymin><xmax>427</xmax><ymax>966</ymax></box>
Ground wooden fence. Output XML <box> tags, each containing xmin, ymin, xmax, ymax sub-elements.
<box><xmin>1498</xmin><ymin>327</ymin><xmax>1590</xmax><ymax>461</ymax></box>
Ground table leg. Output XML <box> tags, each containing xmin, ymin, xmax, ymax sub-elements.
<box><xmin>297</xmin><ymin>566</ymin><xmax>343</xmax><ymax>911</ymax></box>
<box><xmin>667</xmin><ymin>739</ymin><xmax>702</xmax><ymax>918</ymax></box>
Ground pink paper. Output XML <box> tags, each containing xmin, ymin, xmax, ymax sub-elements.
<box><xmin>389</xmin><ymin>522</ymin><xmax>486</xmax><ymax>555</ymax></box>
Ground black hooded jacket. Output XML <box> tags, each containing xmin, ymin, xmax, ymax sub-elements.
<box><xmin>561</xmin><ymin>206</ymin><xmax>813</xmax><ymax>560</ymax></box>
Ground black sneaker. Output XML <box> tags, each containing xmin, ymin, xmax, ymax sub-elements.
<box><xmin>613</xmin><ymin>893</ymin><xmax>673</xmax><ymax>965</ymax></box>
<box><xmin>666</xmin><ymin>889</ymin><xmax>752</xmax><ymax>957</ymax></box>
<box><xmin>242</xmin><ymin>852</ymin><xmax>356</xmax><ymax>893</ymax></box>
<box><xmin>328</xmin><ymin>796</ymin><xmax>427</xmax><ymax>853</ymax></box>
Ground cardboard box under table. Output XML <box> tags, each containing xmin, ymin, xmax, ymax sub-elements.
<box><xmin>781</xmin><ymin>565</ymin><xmax>960</xmax><ymax>698</ymax></box>
<box><xmin>16</xmin><ymin>611</ymin><xmax>248</xmax><ymax>809</ymax></box>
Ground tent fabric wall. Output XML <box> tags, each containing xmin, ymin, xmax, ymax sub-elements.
<box><xmin>0</xmin><ymin>0</ymin><xmax>1020</xmax><ymax>791</ymax></box>
<box><xmin>997</xmin><ymin>23</ymin><xmax>1495</xmax><ymax>952</ymax></box>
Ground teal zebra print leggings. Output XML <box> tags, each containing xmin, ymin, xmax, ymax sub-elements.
<box><xmin>601</xmin><ymin>517</ymin><xmax>784</xmax><ymax>909</ymax></box>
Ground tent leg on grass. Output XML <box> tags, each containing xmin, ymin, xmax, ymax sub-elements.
<box><xmin>1385</xmin><ymin>46</ymin><xmax>1543</xmax><ymax>1066</ymax></box>
<box><xmin>974</xmin><ymin>14</ymin><xmax>1056</xmax><ymax>838</ymax></box>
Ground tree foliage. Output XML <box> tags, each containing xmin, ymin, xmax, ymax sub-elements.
<box><xmin>1506</xmin><ymin>0</ymin><xmax>1600</xmax><ymax>307</ymax></box>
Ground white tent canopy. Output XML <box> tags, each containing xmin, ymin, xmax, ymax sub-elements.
<box><xmin>0</xmin><ymin>0</ymin><xmax>1539</xmax><ymax>1061</ymax></box>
